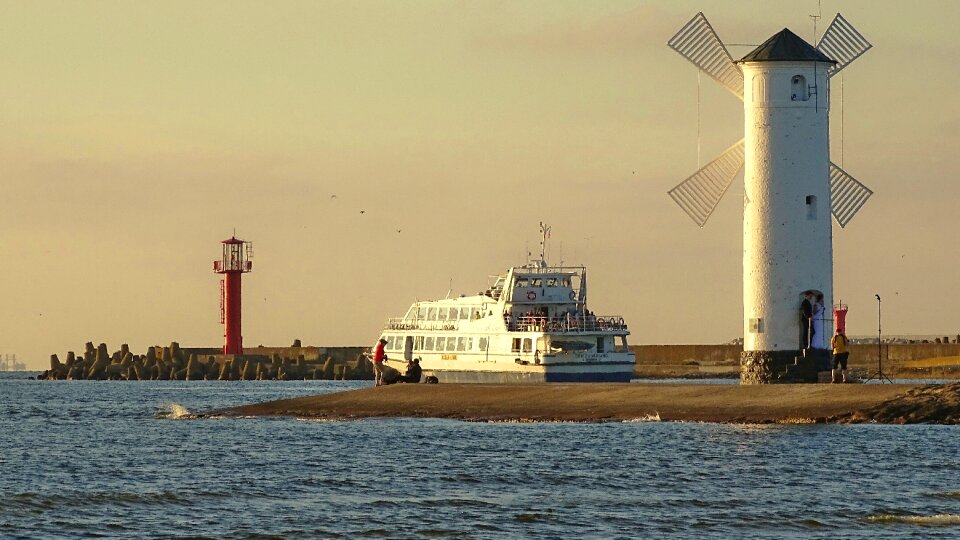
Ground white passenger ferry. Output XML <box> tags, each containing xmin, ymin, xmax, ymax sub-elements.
<box><xmin>377</xmin><ymin>227</ymin><xmax>635</xmax><ymax>383</ymax></box>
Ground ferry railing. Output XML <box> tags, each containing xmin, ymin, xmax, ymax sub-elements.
<box><xmin>506</xmin><ymin>315</ymin><xmax>627</xmax><ymax>333</ymax></box>
<box><xmin>384</xmin><ymin>318</ymin><xmax>459</xmax><ymax>331</ymax></box>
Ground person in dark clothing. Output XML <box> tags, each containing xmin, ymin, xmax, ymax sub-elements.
<box><xmin>398</xmin><ymin>359</ymin><xmax>422</xmax><ymax>383</ymax></box>
<box><xmin>800</xmin><ymin>292</ymin><xmax>814</xmax><ymax>349</ymax></box>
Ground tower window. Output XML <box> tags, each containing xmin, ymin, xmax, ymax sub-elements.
<box><xmin>791</xmin><ymin>75</ymin><xmax>809</xmax><ymax>101</ymax></box>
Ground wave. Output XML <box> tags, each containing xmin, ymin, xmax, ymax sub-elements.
<box><xmin>4</xmin><ymin>490</ymin><xmax>229</xmax><ymax>511</ymax></box>
<box><xmin>624</xmin><ymin>413</ymin><xmax>662</xmax><ymax>422</ymax></box>
<box><xmin>155</xmin><ymin>403</ymin><xmax>195</xmax><ymax>419</ymax></box>
<box><xmin>866</xmin><ymin>513</ymin><xmax>960</xmax><ymax>526</ymax></box>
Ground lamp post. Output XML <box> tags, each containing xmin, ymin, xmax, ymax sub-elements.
<box><xmin>876</xmin><ymin>294</ymin><xmax>882</xmax><ymax>373</ymax></box>
<box><xmin>864</xmin><ymin>293</ymin><xmax>892</xmax><ymax>383</ymax></box>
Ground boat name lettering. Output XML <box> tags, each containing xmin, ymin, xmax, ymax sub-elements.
<box><xmin>574</xmin><ymin>353</ymin><xmax>608</xmax><ymax>361</ymax></box>
<box><xmin>441</xmin><ymin>354</ymin><xmax>457</xmax><ymax>360</ymax></box>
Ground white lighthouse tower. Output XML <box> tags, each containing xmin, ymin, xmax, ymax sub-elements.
<box><xmin>740</xmin><ymin>30</ymin><xmax>836</xmax><ymax>380</ymax></box>
<box><xmin>666</xmin><ymin>14</ymin><xmax>875</xmax><ymax>383</ymax></box>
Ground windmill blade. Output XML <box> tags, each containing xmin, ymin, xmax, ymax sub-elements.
<box><xmin>830</xmin><ymin>162</ymin><xmax>873</xmax><ymax>228</ymax></box>
<box><xmin>668</xmin><ymin>139</ymin><xmax>745</xmax><ymax>227</ymax></box>
<box><xmin>667</xmin><ymin>12</ymin><xmax>744</xmax><ymax>100</ymax></box>
<box><xmin>817</xmin><ymin>13</ymin><xmax>872</xmax><ymax>77</ymax></box>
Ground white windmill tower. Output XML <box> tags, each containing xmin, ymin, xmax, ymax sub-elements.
<box><xmin>666</xmin><ymin>13</ymin><xmax>874</xmax><ymax>383</ymax></box>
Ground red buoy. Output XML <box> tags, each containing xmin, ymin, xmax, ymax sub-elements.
<box><xmin>214</xmin><ymin>236</ymin><xmax>253</xmax><ymax>355</ymax></box>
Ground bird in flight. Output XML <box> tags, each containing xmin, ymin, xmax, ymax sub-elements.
<box><xmin>360</xmin><ymin>210</ymin><xmax>365</xmax><ymax>214</ymax></box>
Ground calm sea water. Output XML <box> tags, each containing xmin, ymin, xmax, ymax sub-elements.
<box><xmin>2</xmin><ymin>372</ymin><xmax>959</xmax><ymax>539</ymax></box>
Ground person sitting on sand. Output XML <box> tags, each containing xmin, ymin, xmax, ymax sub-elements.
<box><xmin>831</xmin><ymin>330</ymin><xmax>850</xmax><ymax>383</ymax></box>
<box><xmin>398</xmin><ymin>359</ymin><xmax>422</xmax><ymax>384</ymax></box>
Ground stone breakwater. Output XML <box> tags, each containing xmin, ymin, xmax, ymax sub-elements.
<box><xmin>37</xmin><ymin>342</ymin><xmax>377</xmax><ymax>382</ymax></box>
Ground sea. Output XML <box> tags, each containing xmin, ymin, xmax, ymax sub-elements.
<box><xmin>1</xmin><ymin>372</ymin><xmax>959</xmax><ymax>539</ymax></box>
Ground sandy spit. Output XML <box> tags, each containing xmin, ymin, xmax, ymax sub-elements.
<box><xmin>206</xmin><ymin>383</ymin><xmax>960</xmax><ymax>424</ymax></box>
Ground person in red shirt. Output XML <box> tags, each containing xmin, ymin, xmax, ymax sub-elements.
<box><xmin>372</xmin><ymin>338</ymin><xmax>387</xmax><ymax>386</ymax></box>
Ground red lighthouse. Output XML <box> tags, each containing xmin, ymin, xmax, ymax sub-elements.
<box><xmin>214</xmin><ymin>236</ymin><xmax>253</xmax><ymax>355</ymax></box>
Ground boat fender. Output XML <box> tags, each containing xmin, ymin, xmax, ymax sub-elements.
<box><xmin>526</xmin><ymin>291</ymin><xmax>536</xmax><ymax>300</ymax></box>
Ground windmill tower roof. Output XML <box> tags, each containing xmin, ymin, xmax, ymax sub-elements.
<box><xmin>738</xmin><ymin>28</ymin><xmax>836</xmax><ymax>64</ymax></box>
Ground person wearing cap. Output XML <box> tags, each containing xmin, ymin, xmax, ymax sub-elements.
<box><xmin>372</xmin><ymin>338</ymin><xmax>387</xmax><ymax>386</ymax></box>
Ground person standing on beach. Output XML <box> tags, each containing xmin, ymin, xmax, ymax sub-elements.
<box><xmin>812</xmin><ymin>293</ymin><xmax>826</xmax><ymax>349</ymax></box>
<box><xmin>372</xmin><ymin>338</ymin><xmax>387</xmax><ymax>386</ymax></box>
<box><xmin>800</xmin><ymin>292</ymin><xmax>814</xmax><ymax>349</ymax></box>
<box><xmin>831</xmin><ymin>330</ymin><xmax>850</xmax><ymax>383</ymax></box>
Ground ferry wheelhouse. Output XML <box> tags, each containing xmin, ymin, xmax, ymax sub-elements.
<box><xmin>377</xmin><ymin>241</ymin><xmax>635</xmax><ymax>383</ymax></box>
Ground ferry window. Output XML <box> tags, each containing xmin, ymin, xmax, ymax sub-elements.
<box><xmin>446</xmin><ymin>338</ymin><xmax>457</xmax><ymax>352</ymax></box>
<box><xmin>415</xmin><ymin>336</ymin><xmax>424</xmax><ymax>351</ymax></box>
<box><xmin>467</xmin><ymin>337</ymin><xmax>474</xmax><ymax>350</ymax></box>
<box><xmin>385</xmin><ymin>336</ymin><xmax>395</xmax><ymax>350</ymax></box>
<box><xmin>447</xmin><ymin>307</ymin><xmax>458</xmax><ymax>321</ymax></box>
<box><xmin>427</xmin><ymin>308</ymin><xmax>437</xmax><ymax>321</ymax></box>
<box><xmin>459</xmin><ymin>307</ymin><xmax>471</xmax><ymax>320</ymax></box>
<box><xmin>479</xmin><ymin>337</ymin><xmax>488</xmax><ymax>350</ymax></box>
<box><xmin>437</xmin><ymin>308</ymin><xmax>447</xmax><ymax>321</ymax></box>
<box><xmin>531</xmin><ymin>278</ymin><xmax>542</xmax><ymax>287</ymax></box>
<box><xmin>547</xmin><ymin>278</ymin><xmax>557</xmax><ymax>287</ymax></box>
<box><xmin>457</xmin><ymin>337</ymin><xmax>467</xmax><ymax>351</ymax></box>
<box><xmin>435</xmin><ymin>337</ymin><xmax>446</xmax><ymax>351</ymax></box>
<box><xmin>425</xmin><ymin>336</ymin><xmax>435</xmax><ymax>350</ymax></box>
<box><xmin>616</xmin><ymin>336</ymin><xmax>628</xmax><ymax>353</ymax></box>
<box><xmin>511</xmin><ymin>338</ymin><xmax>521</xmax><ymax>353</ymax></box>
<box><xmin>562</xmin><ymin>278</ymin><xmax>571</xmax><ymax>287</ymax></box>
<box><xmin>516</xmin><ymin>278</ymin><xmax>528</xmax><ymax>287</ymax></box>
<box><xmin>404</xmin><ymin>306</ymin><xmax>417</xmax><ymax>320</ymax></box>
<box><xmin>596</xmin><ymin>337</ymin><xmax>604</xmax><ymax>353</ymax></box>
<box><xmin>418</xmin><ymin>306</ymin><xmax>428</xmax><ymax>319</ymax></box>
<box><xmin>472</xmin><ymin>308</ymin><xmax>482</xmax><ymax>319</ymax></box>
<box><xmin>522</xmin><ymin>338</ymin><xmax>533</xmax><ymax>353</ymax></box>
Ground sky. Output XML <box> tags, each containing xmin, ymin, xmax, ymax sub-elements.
<box><xmin>2</xmin><ymin>0</ymin><xmax>959</xmax><ymax>369</ymax></box>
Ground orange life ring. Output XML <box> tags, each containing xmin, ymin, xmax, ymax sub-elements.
<box><xmin>526</xmin><ymin>291</ymin><xmax>536</xmax><ymax>301</ymax></box>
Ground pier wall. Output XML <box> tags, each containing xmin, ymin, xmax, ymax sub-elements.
<box><xmin>632</xmin><ymin>344</ymin><xmax>960</xmax><ymax>379</ymax></box>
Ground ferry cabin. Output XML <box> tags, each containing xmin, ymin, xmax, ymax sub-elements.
<box><xmin>379</xmin><ymin>265</ymin><xmax>635</xmax><ymax>383</ymax></box>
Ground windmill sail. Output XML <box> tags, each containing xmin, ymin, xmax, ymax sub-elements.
<box><xmin>668</xmin><ymin>139</ymin><xmax>745</xmax><ymax>227</ymax></box>
<box><xmin>829</xmin><ymin>162</ymin><xmax>873</xmax><ymax>228</ymax></box>
<box><xmin>817</xmin><ymin>13</ymin><xmax>872</xmax><ymax>77</ymax></box>
<box><xmin>667</xmin><ymin>12</ymin><xmax>744</xmax><ymax>100</ymax></box>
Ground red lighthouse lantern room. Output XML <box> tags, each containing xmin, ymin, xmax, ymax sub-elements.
<box><xmin>214</xmin><ymin>236</ymin><xmax>253</xmax><ymax>355</ymax></box>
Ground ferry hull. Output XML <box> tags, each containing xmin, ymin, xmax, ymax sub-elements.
<box><xmin>423</xmin><ymin>361</ymin><xmax>635</xmax><ymax>384</ymax></box>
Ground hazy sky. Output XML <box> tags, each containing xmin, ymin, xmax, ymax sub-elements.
<box><xmin>3</xmin><ymin>1</ymin><xmax>959</xmax><ymax>369</ymax></box>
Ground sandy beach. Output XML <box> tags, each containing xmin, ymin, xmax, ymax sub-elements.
<box><xmin>211</xmin><ymin>383</ymin><xmax>960</xmax><ymax>424</ymax></box>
